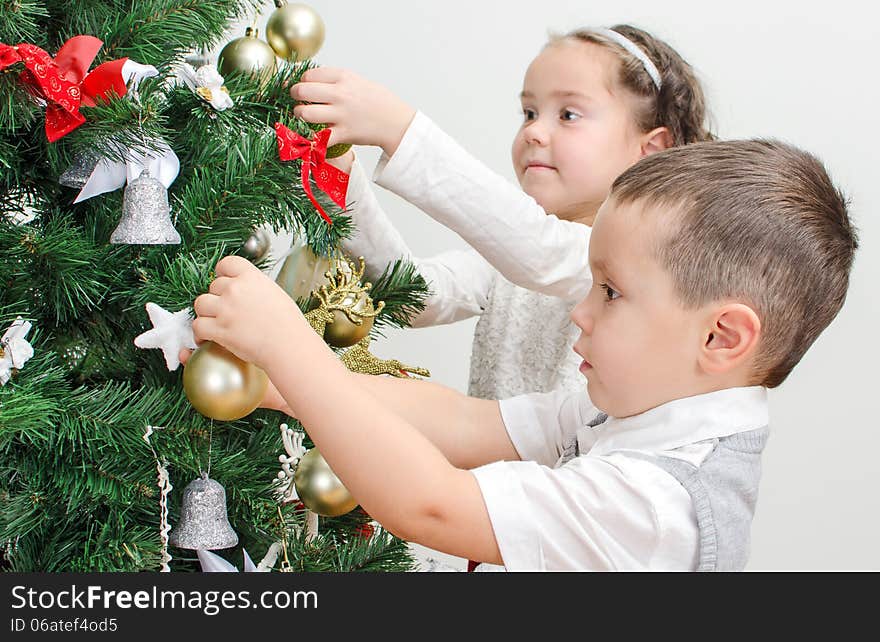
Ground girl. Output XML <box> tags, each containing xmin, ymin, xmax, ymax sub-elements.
<box><xmin>290</xmin><ymin>25</ymin><xmax>713</xmax><ymax>402</ymax></box>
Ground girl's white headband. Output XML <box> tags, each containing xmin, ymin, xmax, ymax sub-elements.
<box><xmin>594</xmin><ymin>28</ymin><xmax>662</xmax><ymax>90</ymax></box>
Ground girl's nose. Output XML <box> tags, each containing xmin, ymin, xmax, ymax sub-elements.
<box><xmin>524</xmin><ymin>119</ymin><xmax>550</xmax><ymax>146</ymax></box>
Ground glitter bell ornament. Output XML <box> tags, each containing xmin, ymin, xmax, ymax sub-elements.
<box><xmin>110</xmin><ymin>169</ymin><xmax>181</xmax><ymax>245</ymax></box>
<box><xmin>169</xmin><ymin>473</ymin><xmax>239</xmax><ymax>550</ymax></box>
<box><xmin>58</xmin><ymin>150</ymin><xmax>99</xmax><ymax>188</ymax></box>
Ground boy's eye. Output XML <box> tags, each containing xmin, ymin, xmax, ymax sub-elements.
<box><xmin>600</xmin><ymin>283</ymin><xmax>620</xmax><ymax>301</ymax></box>
<box><xmin>560</xmin><ymin>109</ymin><xmax>581</xmax><ymax>122</ymax></box>
<box><xmin>522</xmin><ymin>108</ymin><xmax>537</xmax><ymax>121</ymax></box>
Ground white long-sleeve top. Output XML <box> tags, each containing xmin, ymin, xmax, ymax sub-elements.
<box><xmin>342</xmin><ymin>111</ymin><xmax>593</xmax><ymax>399</ymax></box>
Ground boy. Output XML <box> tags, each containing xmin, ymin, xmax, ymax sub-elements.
<box><xmin>190</xmin><ymin>139</ymin><xmax>857</xmax><ymax>570</ymax></box>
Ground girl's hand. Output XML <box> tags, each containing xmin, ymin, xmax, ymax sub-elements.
<box><xmin>290</xmin><ymin>67</ymin><xmax>416</xmax><ymax>156</ymax></box>
<box><xmin>178</xmin><ymin>348</ymin><xmax>296</xmax><ymax>416</ymax></box>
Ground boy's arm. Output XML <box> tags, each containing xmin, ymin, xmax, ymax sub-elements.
<box><xmin>191</xmin><ymin>257</ymin><xmax>516</xmax><ymax>564</ymax></box>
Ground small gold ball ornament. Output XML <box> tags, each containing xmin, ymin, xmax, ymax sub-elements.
<box><xmin>294</xmin><ymin>449</ymin><xmax>357</xmax><ymax>517</ymax></box>
<box><xmin>183</xmin><ymin>341</ymin><xmax>268</xmax><ymax>421</ymax></box>
<box><xmin>265</xmin><ymin>1</ymin><xmax>325</xmax><ymax>61</ymax></box>
<box><xmin>275</xmin><ymin>238</ymin><xmax>331</xmax><ymax>302</ymax></box>
<box><xmin>217</xmin><ymin>27</ymin><xmax>277</xmax><ymax>82</ymax></box>
<box><xmin>323</xmin><ymin>292</ymin><xmax>374</xmax><ymax>348</ymax></box>
<box><xmin>326</xmin><ymin>143</ymin><xmax>352</xmax><ymax>159</ymax></box>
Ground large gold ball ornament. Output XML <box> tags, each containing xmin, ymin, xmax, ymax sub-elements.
<box><xmin>275</xmin><ymin>238</ymin><xmax>331</xmax><ymax>302</ymax></box>
<box><xmin>183</xmin><ymin>341</ymin><xmax>268</xmax><ymax>421</ymax></box>
<box><xmin>265</xmin><ymin>2</ymin><xmax>325</xmax><ymax>61</ymax></box>
<box><xmin>294</xmin><ymin>449</ymin><xmax>357</xmax><ymax>517</ymax></box>
<box><xmin>323</xmin><ymin>292</ymin><xmax>374</xmax><ymax>348</ymax></box>
<box><xmin>217</xmin><ymin>28</ymin><xmax>277</xmax><ymax>82</ymax></box>
<box><xmin>326</xmin><ymin>143</ymin><xmax>352</xmax><ymax>159</ymax></box>
<box><xmin>241</xmin><ymin>227</ymin><xmax>273</xmax><ymax>262</ymax></box>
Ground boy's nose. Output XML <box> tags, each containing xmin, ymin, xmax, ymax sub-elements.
<box><xmin>570</xmin><ymin>298</ymin><xmax>593</xmax><ymax>334</ymax></box>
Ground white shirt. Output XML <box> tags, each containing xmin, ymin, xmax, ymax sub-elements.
<box><xmin>342</xmin><ymin>111</ymin><xmax>592</xmax><ymax>398</ymax></box>
<box><xmin>470</xmin><ymin>386</ymin><xmax>770</xmax><ymax>571</ymax></box>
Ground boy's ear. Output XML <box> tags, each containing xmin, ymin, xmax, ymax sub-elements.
<box><xmin>698</xmin><ymin>303</ymin><xmax>762</xmax><ymax>376</ymax></box>
<box><xmin>641</xmin><ymin>127</ymin><xmax>673</xmax><ymax>156</ymax></box>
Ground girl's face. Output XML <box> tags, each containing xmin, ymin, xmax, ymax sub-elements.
<box><xmin>512</xmin><ymin>40</ymin><xmax>648</xmax><ymax>224</ymax></box>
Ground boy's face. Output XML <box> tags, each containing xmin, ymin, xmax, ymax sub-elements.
<box><xmin>570</xmin><ymin>198</ymin><xmax>704</xmax><ymax>418</ymax></box>
<box><xmin>512</xmin><ymin>40</ymin><xmax>647</xmax><ymax>225</ymax></box>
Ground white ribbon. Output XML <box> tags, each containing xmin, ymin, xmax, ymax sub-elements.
<box><xmin>144</xmin><ymin>425</ymin><xmax>173</xmax><ymax>572</ymax></box>
<box><xmin>73</xmin><ymin>139</ymin><xmax>179</xmax><ymax>204</ymax></box>
<box><xmin>0</xmin><ymin>317</ymin><xmax>34</xmax><ymax>386</ymax></box>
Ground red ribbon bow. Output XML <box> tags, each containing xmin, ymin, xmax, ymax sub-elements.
<box><xmin>275</xmin><ymin>123</ymin><xmax>349</xmax><ymax>225</ymax></box>
<box><xmin>0</xmin><ymin>35</ymin><xmax>128</xmax><ymax>142</ymax></box>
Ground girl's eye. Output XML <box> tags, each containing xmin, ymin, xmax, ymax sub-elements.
<box><xmin>522</xmin><ymin>108</ymin><xmax>537</xmax><ymax>122</ymax></box>
<box><xmin>560</xmin><ymin>109</ymin><xmax>581</xmax><ymax>122</ymax></box>
<box><xmin>600</xmin><ymin>283</ymin><xmax>620</xmax><ymax>301</ymax></box>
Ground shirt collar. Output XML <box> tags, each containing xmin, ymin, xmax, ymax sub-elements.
<box><xmin>590</xmin><ymin>386</ymin><xmax>769</xmax><ymax>456</ymax></box>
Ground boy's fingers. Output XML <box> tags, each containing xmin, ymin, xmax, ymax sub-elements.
<box><xmin>215</xmin><ymin>255</ymin><xmax>252</xmax><ymax>277</ymax></box>
<box><xmin>178</xmin><ymin>348</ymin><xmax>192</xmax><ymax>366</ymax></box>
<box><xmin>208</xmin><ymin>276</ymin><xmax>233</xmax><ymax>296</ymax></box>
<box><xmin>193</xmin><ymin>293</ymin><xmax>221</xmax><ymax>318</ymax></box>
<box><xmin>301</xmin><ymin>66</ymin><xmax>345</xmax><ymax>83</ymax></box>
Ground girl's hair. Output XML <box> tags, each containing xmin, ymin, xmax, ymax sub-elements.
<box><xmin>552</xmin><ymin>25</ymin><xmax>714</xmax><ymax>146</ymax></box>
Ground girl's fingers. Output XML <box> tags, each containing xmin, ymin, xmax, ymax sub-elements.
<box><xmin>300</xmin><ymin>66</ymin><xmax>346</xmax><ymax>83</ymax></box>
<box><xmin>293</xmin><ymin>103</ymin><xmax>339</xmax><ymax>125</ymax></box>
<box><xmin>290</xmin><ymin>81</ymin><xmax>338</xmax><ymax>104</ymax></box>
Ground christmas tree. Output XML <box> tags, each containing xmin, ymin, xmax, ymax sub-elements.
<box><xmin>0</xmin><ymin>1</ymin><xmax>428</xmax><ymax>572</ymax></box>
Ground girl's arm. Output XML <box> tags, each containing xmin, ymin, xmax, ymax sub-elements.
<box><xmin>340</xmin><ymin>154</ymin><xmax>497</xmax><ymax>326</ymax></box>
<box><xmin>374</xmin><ymin>112</ymin><xmax>592</xmax><ymax>302</ymax></box>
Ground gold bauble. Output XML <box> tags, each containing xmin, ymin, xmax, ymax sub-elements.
<box><xmin>275</xmin><ymin>237</ymin><xmax>331</xmax><ymax>302</ymax></box>
<box><xmin>265</xmin><ymin>2</ymin><xmax>325</xmax><ymax>61</ymax></box>
<box><xmin>217</xmin><ymin>28</ymin><xmax>277</xmax><ymax>82</ymax></box>
<box><xmin>323</xmin><ymin>292</ymin><xmax>374</xmax><ymax>348</ymax></box>
<box><xmin>183</xmin><ymin>341</ymin><xmax>268</xmax><ymax>421</ymax></box>
<box><xmin>294</xmin><ymin>449</ymin><xmax>357</xmax><ymax>517</ymax></box>
<box><xmin>325</xmin><ymin>143</ymin><xmax>352</xmax><ymax>159</ymax></box>
<box><xmin>241</xmin><ymin>227</ymin><xmax>273</xmax><ymax>262</ymax></box>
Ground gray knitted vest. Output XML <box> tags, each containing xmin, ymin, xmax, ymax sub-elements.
<box><xmin>625</xmin><ymin>425</ymin><xmax>770</xmax><ymax>571</ymax></box>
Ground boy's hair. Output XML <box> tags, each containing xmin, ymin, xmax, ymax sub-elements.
<box><xmin>555</xmin><ymin>24</ymin><xmax>714</xmax><ymax>146</ymax></box>
<box><xmin>610</xmin><ymin>139</ymin><xmax>858</xmax><ymax>388</ymax></box>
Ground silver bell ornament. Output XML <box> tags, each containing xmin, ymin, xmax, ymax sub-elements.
<box><xmin>110</xmin><ymin>169</ymin><xmax>181</xmax><ymax>245</ymax></box>
<box><xmin>169</xmin><ymin>473</ymin><xmax>239</xmax><ymax>550</ymax></box>
<box><xmin>58</xmin><ymin>150</ymin><xmax>99</xmax><ymax>188</ymax></box>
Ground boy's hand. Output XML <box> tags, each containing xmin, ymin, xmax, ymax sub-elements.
<box><xmin>290</xmin><ymin>67</ymin><xmax>416</xmax><ymax>156</ymax></box>
<box><xmin>191</xmin><ymin>255</ymin><xmax>306</xmax><ymax>373</ymax></box>
<box><xmin>179</xmin><ymin>347</ymin><xmax>295</xmax><ymax>416</ymax></box>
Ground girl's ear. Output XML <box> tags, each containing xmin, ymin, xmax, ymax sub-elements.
<box><xmin>641</xmin><ymin>127</ymin><xmax>673</xmax><ymax>156</ymax></box>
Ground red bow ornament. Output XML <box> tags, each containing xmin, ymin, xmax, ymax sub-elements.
<box><xmin>275</xmin><ymin>123</ymin><xmax>349</xmax><ymax>225</ymax></box>
<box><xmin>0</xmin><ymin>35</ymin><xmax>129</xmax><ymax>142</ymax></box>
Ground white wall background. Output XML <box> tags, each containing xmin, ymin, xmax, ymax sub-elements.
<box><xmin>219</xmin><ymin>0</ymin><xmax>878</xmax><ymax>570</ymax></box>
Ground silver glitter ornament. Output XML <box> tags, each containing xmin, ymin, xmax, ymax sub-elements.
<box><xmin>168</xmin><ymin>473</ymin><xmax>239</xmax><ymax>550</ymax></box>
<box><xmin>110</xmin><ymin>169</ymin><xmax>181</xmax><ymax>245</ymax></box>
<box><xmin>59</xmin><ymin>150</ymin><xmax>99</xmax><ymax>188</ymax></box>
